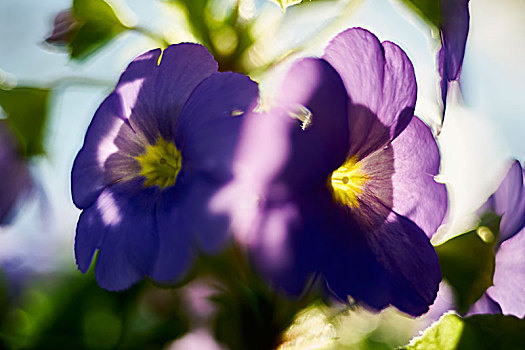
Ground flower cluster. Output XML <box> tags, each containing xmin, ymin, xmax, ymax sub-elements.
<box><xmin>73</xmin><ymin>29</ymin><xmax>447</xmax><ymax>315</ymax></box>
<box><xmin>213</xmin><ymin>28</ymin><xmax>447</xmax><ymax>316</ymax></box>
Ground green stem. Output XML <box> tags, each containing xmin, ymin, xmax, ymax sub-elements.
<box><xmin>128</xmin><ymin>25</ymin><xmax>170</xmax><ymax>48</ymax></box>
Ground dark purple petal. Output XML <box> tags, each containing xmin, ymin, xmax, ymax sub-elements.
<box><xmin>365</xmin><ymin>212</ymin><xmax>441</xmax><ymax>316</ymax></box>
<box><xmin>487</xmin><ymin>228</ymin><xmax>525</xmax><ymax>318</ymax></box>
<box><xmin>323</xmin><ymin>28</ymin><xmax>416</xmax><ymax>157</ymax></box>
<box><xmin>219</xmin><ymin>58</ymin><xmax>348</xmax><ymax>203</ymax></box>
<box><xmin>481</xmin><ymin>160</ymin><xmax>525</xmax><ymax>243</ymax></box>
<box><xmin>0</xmin><ymin>122</ymin><xmax>32</xmax><ymax>225</ymax></box>
<box><xmin>176</xmin><ymin>72</ymin><xmax>258</xmax><ymax>182</ymax></box>
<box><xmin>155</xmin><ymin>43</ymin><xmax>218</xmax><ymax>139</ymax></box>
<box><xmin>178</xmin><ymin>174</ymin><xmax>231</xmax><ymax>254</ymax></box>
<box><xmin>75</xmin><ymin>187</ymin><xmax>159</xmax><ymax>291</ymax></box>
<box><xmin>115</xmin><ymin>48</ymin><xmax>163</xmax><ymax>144</ymax></box>
<box><xmin>115</xmin><ymin>44</ymin><xmax>218</xmax><ymax>143</ymax></box>
<box><xmin>75</xmin><ymin>202</ymin><xmax>108</xmax><ymax>273</ymax></box>
<box><xmin>439</xmin><ymin>0</ymin><xmax>470</xmax><ymax>113</ymax></box>
<box><xmin>150</xmin><ymin>184</ymin><xmax>192</xmax><ymax>284</ymax></box>
<box><xmin>71</xmin><ymin>93</ymin><xmax>127</xmax><ymax>209</ymax></box>
<box><xmin>275</xmin><ymin>58</ymin><xmax>349</xmax><ymax>192</ymax></box>
<box><xmin>466</xmin><ymin>293</ymin><xmax>502</xmax><ymax>316</ymax></box>
<box><xmin>388</xmin><ymin>116</ymin><xmax>447</xmax><ymax>237</ymax></box>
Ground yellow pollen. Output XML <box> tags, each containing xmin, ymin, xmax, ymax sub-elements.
<box><xmin>330</xmin><ymin>155</ymin><xmax>368</xmax><ymax>208</ymax></box>
<box><xmin>136</xmin><ymin>135</ymin><xmax>181</xmax><ymax>188</ymax></box>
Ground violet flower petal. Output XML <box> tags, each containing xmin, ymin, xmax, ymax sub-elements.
<box><xmin>154</xmin><ymin>44</ymin><xmax>218</xmax><ymax>139</ymax></box>
<box><xmin>487</xmin><ymin>228</ymin><xmax>525</xmax><ymax>318</ymax></box>
<box><xmin>71</xmin><ymin>93</ymin><xmax>126</xmax><ymax>209</ymax></box>
<box><xmin>150</xmin><ymin>184</ymin><xmax>192</xmax><ymax>283</ymax></box>
<box><xmin>247</xmin><ymin>189</ymin><xmax>392</xmax><ymax>306</ymax></box>
<box><xmin>466</xmin><ymin>293</ymin><xmax>502</xmax><ymax>316</ymax></box>
<box><xmin>176</xmin><ymin>72</ymin><xmax>258</xmax><ymax>182</ymax></box>
<box><xmin>365</xmin><ymin>212</ymin><xmax>441</xmax><ymax>316</ymax></box>
<box><xmin>389</xmin><ymin>116</ymin><xmax>447</xmax><ymax>237</ymax></box>
<box><xmin>323</xmin><ymin>28</ymin><xmax>416</xmax><ymax>158</ymax></box>
<box><xmin>83</xmin><ymin>187</ymin><xmax>158</xmax><ymax>291</ymax></box>
<box><xmin>0</xmin><ymin>122</ymin><xmax>31</xmax><ymax>225</ymax></box>
<box><xmin>275</xmin><ymin>58</ymin><xmax>349</xmax><ymax>192</ymax></box>
<box><xmin>439</xmin><ymin>0</ymin><xmax>470</xmax><ymax>112</ymax></box>
<box><xmin>178</xmin><ymin>174</ymin><xmax>231</xmax><ymax>254</ymax></box>
<box><xmin>481</xmin><ymin>160</ymin><xmax>525</xmax><ymax>243</ymax></box>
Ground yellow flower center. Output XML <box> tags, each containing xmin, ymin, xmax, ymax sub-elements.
<box><xmin>330</xmin><ymin>155</ymin><xmax>368</xmax><ymax>208</ymax></box>
<box><xmin>136</xmin><ymin>136</ymin><xmax>182</xmax><ymax>188</ymax></box>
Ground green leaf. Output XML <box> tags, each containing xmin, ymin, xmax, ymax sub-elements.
<box><xmin>434</xmin><ymin>213</ymin><xmax>500</xmax><ymax>314</ymax></box>
<box><xmin>398</xmin><ymin>0</ymin><xmax>441</xmax><ymax>29</ymax></box>
<box><xmin>401</xmin><ymin>313</ymin><xmax>525</xmax><ymax>350</ymax></box>
<box><xmin>0</xmin><ymin>87</ymin><xmax>50</xmax><ymax>156</ymax></box>
<box><xmin>70</xmin><ymin>0</ymin><xmax>127</xmax><ymax>60</ymax></box>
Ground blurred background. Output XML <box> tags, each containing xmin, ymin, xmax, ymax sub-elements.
<box><xmin>0</xmin><ymin>0</ymin><xmax>524</xmax><ymax>348</ymax></box>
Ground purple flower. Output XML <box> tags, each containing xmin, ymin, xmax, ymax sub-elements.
<box><xmin>0</xmin><ymin>121</ymin><xmax>32</xmax><ymax>225</ymax></box>
<box><xmin>45</xmin><ymin>9</ymin><xmax>80</xmax><ymax>46</ymax></box>
<box><xmin>72</xmin><ymin>43</ymin><xmax>258</xmax><ymax>290</ymax></box>
<box><xmin>425</xmin><ymin>160</ymin><xmax>525</xmax><ymax>322</ymax></box>
<box><xmin>469</xmin><ymin>160</ymin><xmax>525</xmax><ymax>317</ymax></box>
<box><xmin>214</xmin><ymin>28</ymin><xmax>447</xmax><ymax>316</ymax></box>
<box><xmin>438</xmin><ymin>0</ymin><xmax>470</xmax><ymax>115</ymax></box>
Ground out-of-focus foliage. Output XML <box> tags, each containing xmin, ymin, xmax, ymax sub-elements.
<box><xmin>0</xmin><ymin>87</ymin><xmax>50</xmax><ymax>157</ymax></box>
<box><xmin>0</xmin><ymin>268</ymin><xmax>189</xmax><ymax>349</ymax></box>
<box><xmin>435</xmin><ymin>213</ymin><xmax>500</xmax><ymax>314</ymax></box>
<box><xmin>398</xmin><ymin>0</ymin><xmax>440</xmax><ymax>28</ymax></box>
<box><xmin>190</xmin><ymin>247</ymin><xmax>312</xmax><ymax>350</ymax></box>
<box><xmin>402</xmin><ymin>312</ymin><xmax>525</xmax><ymax>350</ymax></box>
<box><xmin>170</xmin><ymin>0</ymin><xmax>255</xmax><ymax>73</ymax></box>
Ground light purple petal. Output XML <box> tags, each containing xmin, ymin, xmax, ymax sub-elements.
<box><xmin>176</xmin><ymin>72</ymin><xmax>258</xmax><ymax>182</ymax></box>
<box><xmin>481</xmin><ymin>160</ymin><xmax>525</xmax><ymax>243</ymax></box>
<box><xmin>388</xmin><ymin>116</ymin><xmax>447</xmax><ymax>237</ymax></box>
<box><xmin>422</xmin><ymin>282</ymin><xmax>456</xmax><ymax>327</ymax></box>
<box><xmin>341</xmin><ymin>117</ymin><xmax>447</xmax><ymax>239</ymax></box>
<box><xmin>0</xmin><ymin>122</ymin><xmax>32</xmax><ymax>225</ymax></box>
<box><xmin>487</xmin><ymin>228</ymin><xmax>525</xmax><ymax>318</ymax></box>
<box><xmin>466</xmin><ymin>293</ymin><xmax>502</xmax><ymax>316</ymax></box>
<box><xmin>323</xmin><ymin>27</ymin><xmax>416</xmax><ymax>158</ymax></box>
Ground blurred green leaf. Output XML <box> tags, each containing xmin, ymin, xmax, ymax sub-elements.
<box><xmin>401</xmin><ymin>313</ymin><xmax>525</xmax><ymax>350</ymax></box>
<box><xmin>434</xmin><ymin>213</ymin><xmax>500</xmax><ymax>314</ymax></box>
<box><xmin>170</xmin><ymin>0</ymin><xmax>255</xmax><ymax>73</ymax></box>
<box><xmin>0</xmin><ymin>87</ymin><xmax>50</xmax><ymax>156</ymax></box>
<box><xmin>398</xmin><ymin>0</ymin><xmax>440</xmax><ymax>28</ymax></box>
<box><xmin>70</xmin><ymin>0</ymin><xmax>127</xmax><ymax>60</ymax></box>
<box><xmin>0</xmin><ymin>268</ymin><xmax>189</xmax><ymax>349</ymax></box>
